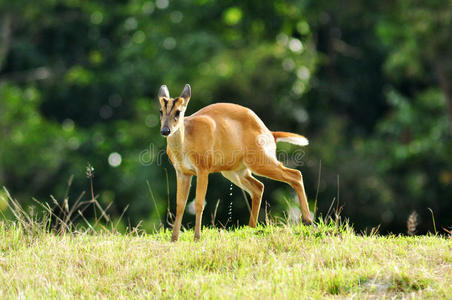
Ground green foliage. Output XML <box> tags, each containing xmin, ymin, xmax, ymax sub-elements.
<box><xmin>378</xmin><ymin>0</ymin><xmax>452</xmax><ymax>79</ymax></box>
<box><xmin>0</xmin><ymin>84</ymin><xmax>79</xmax><ymax>198</ymax></box>
<box><xmin>373</xmin><ymin>89</ymin><xmax>448</xmax><ymax>169</ymax></box>
<box><xmin>0</xmin><ymin>0</ymin><xmax>451</xmax><ymax>233</ymax></box>
<box><xmin>365</xmin><ymin>88</ymin><xmax>452</xmax><ymax>232</ymax></box>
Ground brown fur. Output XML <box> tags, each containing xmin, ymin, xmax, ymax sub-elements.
<box><xmin>158</xmin><ymin>84</ymin><xmax>313</xmax><ymax>241</ymax></box>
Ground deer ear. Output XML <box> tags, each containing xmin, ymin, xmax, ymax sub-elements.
<box><xmin>158</xmin><ymin>85</ymin><xmax>170</xmax><ymax>99</ymax></box>
<box><xmin>180</xmin><ymin>84</ymin><xmax>191</xmax><ymax>102</ymax></box>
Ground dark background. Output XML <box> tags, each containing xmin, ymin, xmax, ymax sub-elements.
<box><xmin>1</xmin><ymin>0</ymin><xmax>451</xmax><ymax>234</ymax></box>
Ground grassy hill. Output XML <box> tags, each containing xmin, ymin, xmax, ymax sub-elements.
<box><xmin>0</xmin><ymin>221</ymin><xmax>450</xmax><ymax>299</ymax></box>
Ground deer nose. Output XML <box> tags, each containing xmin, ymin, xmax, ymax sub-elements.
<box><xmin>160</xmin><ymin>127</ymin><xmax>171</xmax><ymax>136</ymax></box>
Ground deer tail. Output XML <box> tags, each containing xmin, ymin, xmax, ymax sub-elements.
<box><xmin>272</xmin><ymin>131</ymin><xmax>309</xmax><ymax>146</ymax></box>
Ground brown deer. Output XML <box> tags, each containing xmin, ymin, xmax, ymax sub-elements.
<box><xmin>158</xmin><ymin>84</ymin><xmax>313</xmax><ymax>241</ymax></box>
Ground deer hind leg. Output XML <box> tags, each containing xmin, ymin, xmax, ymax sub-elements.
<box><xmin>221</xmin><ymin>169</ymin><xmax>264</xmax><ymax>227</ymax></box>
<box><xmin>249</xmin><ymin>161</ymin><xmax>313</xmax><ymax>225</ymax></box>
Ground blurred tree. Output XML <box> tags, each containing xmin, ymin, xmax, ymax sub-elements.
<box><xmin>371</xmin><ymin>0</ymin><xmax>452</xmax><ymax>232</ymax></box>
<box><xmin>378</xmin><ymin>0</ymin><xmax>452</xmax><ymax>129</ymax></box>
<box><xmin>0</xmin><ymin>0</ymin><xmax>450</xmax><ymax>233</ymax></box>
<box><xmin>367</xmin><ymin>89</ymin><xmax>451</xmax><ymax>233</ymax></box>
<box><xmin>0</xmin><ymin>0</ymin><xmax>317</xmax><ymax>229</ymax></box>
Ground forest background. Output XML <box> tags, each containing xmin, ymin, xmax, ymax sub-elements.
<box><xmin>1</xmin><ymin>0</ymin><xmax>451</xmax><ymax>234</ymax></box>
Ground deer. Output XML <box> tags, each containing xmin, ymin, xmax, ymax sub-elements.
<box><xmin>158</xmin><ymin>84</ymin><xmax>313</xmax><ymax>241</ymax></box>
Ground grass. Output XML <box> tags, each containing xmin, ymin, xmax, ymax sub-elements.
<box><xmin>0</xmin><ymin>221</ymin><xmax>451</xmax><ymax>299</ymax></box>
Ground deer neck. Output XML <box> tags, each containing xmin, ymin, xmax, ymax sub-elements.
<box><xmin>167</xmin><ymin>121</ymin><xmax>185</xmax><ymax>156</ymax></box>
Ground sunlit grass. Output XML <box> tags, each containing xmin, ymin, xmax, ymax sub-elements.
<box><xmin>0</xmin><ymin>221</ymin><xmax>450</xmax><ymax>299</ymax></box>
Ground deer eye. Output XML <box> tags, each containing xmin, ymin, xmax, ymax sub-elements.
<box><xmin>159</xmin><ymin>109</ymin><xmax>163</xmax><ymax>117</ymax></box>
<box><xmin>175</xmin><ymin>110</ymin><xmax>180</xmax><ymax>120</ymax></box>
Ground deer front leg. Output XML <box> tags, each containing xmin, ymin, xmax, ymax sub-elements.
<box><xmin>194</xmin><ymin>171</ymin><xmax>209</xmax><ymax>241</ymax></box>
<box><xmin>171</xmin><ymin>172</ymin><xmax>192</xmax><ymax>242</ymax></box>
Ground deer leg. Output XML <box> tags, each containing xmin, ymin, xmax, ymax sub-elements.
<box><xmin>194</xmin><ymin>171</ymin><xmax>209</xmax><ymax>241</ymax></box>
<box><xmin>171</xmin><ymin>172</ymin><xmax>192</xmax><ymax>242</ymax></box>
<box><xmin>250</xmin><ymin>162</ymin><xmax>313</xmax><ymax>225</ymax></box>
<box><xmin>240</xmin><ymin>171</ymin><xmax>264</xmax><ymax>227</ymax></box>
<box><xmin>221</xmin><ymin>169</ymin><xmax>264</xmax><ymax>227</ymax></box>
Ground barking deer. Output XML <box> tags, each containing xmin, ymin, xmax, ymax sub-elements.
<box><xmin>158</xmin><ymin>84</ymin><xmax>313</xmax><ymax>241</ymax></box>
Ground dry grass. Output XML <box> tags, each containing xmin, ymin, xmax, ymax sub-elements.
<box><xmin>0</xmin><ymin>185</ymin><xmax>450</xmax><ymax>299</ymax></box>
<box><xmin>0</xmin><ymin>221</ymin><xmax>450</xmax><ymax>299</ymax></box>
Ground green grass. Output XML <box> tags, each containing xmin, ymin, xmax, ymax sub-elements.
<box><xmin>0</xmin><ymin>221</ymin><xmax>450</xmax><ymax>299</ymax></box>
